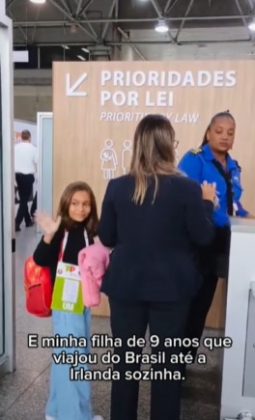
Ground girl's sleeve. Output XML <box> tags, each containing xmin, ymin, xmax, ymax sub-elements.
<box><xmin>178</xmin><ymin>151</ymin><xmax>203</xmax><ymax>184</ymax></box>
<box><xmin>98</xmin><ymin>180</ymin><xmax>117</xmax><ymax>247</ymax></box>
<box><xmin>33</xmin><ymin>230</ymin><xmax>62</xmax><ymax>267</ymax></box>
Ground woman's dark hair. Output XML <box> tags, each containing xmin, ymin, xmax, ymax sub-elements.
<box><xmin>57</xmin><ymin>181</ymin><xmax>98</xmax><ymax>237</ymax></box>
<box><xmin>201</xmin><ymin>111</ymin><xmax>235</xmax><ymax>147</ymax></box>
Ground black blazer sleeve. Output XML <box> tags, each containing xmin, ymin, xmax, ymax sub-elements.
<box><xmin>185</xmin><ymin>181</ymin><xmax>214</xmax><ymax>246</ymax></box>
<box><xmin>98</xmin><ymin>180</ymin><xmax>117</xmax><ymax>247</ymax></box>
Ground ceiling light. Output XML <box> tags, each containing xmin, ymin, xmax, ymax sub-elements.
<box><xmin>248</xmin><ymin>19</ymin><xmax>255</xmax><ymax>31</ymax></box>
<box><xmin>81</xmin><ymin>47</ymin><xmax>90</xmax><ymax>53</ymax></box>
<box><xmin>62</xmin><ymin>45</ymin><xmax>70</xmax><ymax>50</ymax></box>
<box><xmin>155</xmin><ymin>20</ymin><xmax>169</xmax><ymax>33</ymax></box>
<box><xmin>29</xmin><ymin>0</ymin><xmax>46</xmax><ymax>4</ymax></box>
<box><xmin>77</xmin><ymin>55</ymin><xmax>86</xmax><ymax>61</ymax></box>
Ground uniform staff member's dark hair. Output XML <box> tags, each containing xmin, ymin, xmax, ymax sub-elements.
<box><xmin>201</xmin><ymin>111</ymin><xmax>235</xmax><ymax>146</ymax></box>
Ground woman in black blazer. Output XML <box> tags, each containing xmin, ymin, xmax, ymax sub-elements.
<box><xmin>98</xmin><ymin>114</ymin><xmax>216</xmax><ymax>420</ymax></box>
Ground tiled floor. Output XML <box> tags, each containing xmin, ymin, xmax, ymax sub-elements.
<box><xmin>0</xmin><ymin>225</ymin><xmax>223</xmax><ymax>420</ymax></box>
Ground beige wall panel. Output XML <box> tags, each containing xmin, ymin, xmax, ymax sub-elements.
<box><xmin>206</xmin><ymin>278</ymin><xmax>227</xmax><ymax>330</ymax></box>
<box><xmin>53</xmin><ymin>61</ymin><xmax>255</xmax><ymax>323</ymax></box>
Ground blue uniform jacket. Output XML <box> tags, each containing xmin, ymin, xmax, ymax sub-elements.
<box><xmin>178</xmin><ymin>144</ymin><xmax>248</xmax><ymax>227</ymax></box>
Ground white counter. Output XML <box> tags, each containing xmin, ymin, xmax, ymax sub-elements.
<box><xmin>221</xmin><ymin>217</ymin><xmax>255</xmax><ymax>419</ymax></box>
<box><xmin>230</xmin><ymin>216</ymin><xmax>255</xmax><ymax>234</ymax></box>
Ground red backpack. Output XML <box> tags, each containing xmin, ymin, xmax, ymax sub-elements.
<box><xmin>24</xmin><ymin>257</ymin><xmax>53</xmax><ymax>317</ymax></box>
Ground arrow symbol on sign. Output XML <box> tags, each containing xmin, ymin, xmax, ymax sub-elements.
<box><xmin>66</xmin><ymin>73</ymin><xmax>88</xmax><ymax>97</ymax></box>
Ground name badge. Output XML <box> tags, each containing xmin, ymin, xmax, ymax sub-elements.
<box><xmin>51</xmin><ymin>261</ymin><xmax>84</xmax><ymax>315</ymax></box>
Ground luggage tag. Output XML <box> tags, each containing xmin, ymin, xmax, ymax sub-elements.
<box><xmin>51</xmin><ymin>230</ymin><xmax>89</xmax><ymax>315</ymax></box>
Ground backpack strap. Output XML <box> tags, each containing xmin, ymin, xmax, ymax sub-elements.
<box><xmin>59</xmin><ymin>229</ymin><xmax>89</xmax><ymax>261</ymax></box>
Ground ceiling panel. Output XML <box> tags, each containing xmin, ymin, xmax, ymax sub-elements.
<box><xmin>6</xmin><ymin>0</ymin><xmax>255</xmax><ymax>60</ymax></box>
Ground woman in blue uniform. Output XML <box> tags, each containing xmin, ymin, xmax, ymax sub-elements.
<box><xmin>178</xmin><ymin>111</ymin><xmax>249</xmax><ymax>355</ymax></box>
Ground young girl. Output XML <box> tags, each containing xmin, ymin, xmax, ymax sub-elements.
<box><xmin>33</xmin><ymin>181</ymin><xmax>103</xmax><ymax>420</ymax></box>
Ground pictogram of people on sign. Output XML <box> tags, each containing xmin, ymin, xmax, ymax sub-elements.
<box><xmin>100</xmin><ymin>139</ymin><xmax>118</xmax><ymax>180</ymax></box>
<box><xmin>121</xmin><ymin>140</ymin><xmax>132</xmax><ymax>174</ymax></box>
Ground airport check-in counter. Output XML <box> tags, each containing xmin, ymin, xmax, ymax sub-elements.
<box><xmin>221</xmin><ymin>218</ymin><xmax>255</xmax><ymax>420</ymax></box>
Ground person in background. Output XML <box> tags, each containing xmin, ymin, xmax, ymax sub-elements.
<box><xmin>98</xmin><ymin>114</ymin><xmax>216</xmax><ymax>420</ymax></box>
<box><xmin>33</xmin><ymin>181</ymin><xmax>103</xmax><ymax>420</ymax></box>
<box><xmin>14</xmin><ymin>129</ymin><xmax>37</xmax><ymax>231</ymax></box>
<box><xmin>178</xmin><ymin>111</ymin><xmax>249</xmax><ymax>356</ymax></box>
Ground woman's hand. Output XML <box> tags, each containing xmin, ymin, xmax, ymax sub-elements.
<box><xmin>201</xmin><ymin>181</ymin><xmax>217</xmax><ymax>203</ymax></box>
<box><xmin>35</xmin><ymin>212</ymin><xmax>61</xmax><ymax>244</ymax></box>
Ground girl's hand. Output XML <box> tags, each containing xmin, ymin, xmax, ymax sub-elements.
<box><xmin>35</xmin><ymin>213</ymin><xmax>61</xmax><ymax>243</ymax></box>
<box><xmin>201</xmin><ymin>181</ymin><xmax>217</xmax><ymax>203</ymax></box>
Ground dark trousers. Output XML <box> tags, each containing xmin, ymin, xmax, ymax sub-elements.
<box><xmin>185</xmin><ymin>271</ymin><xmax>218</xmax><ymax>357</ymax></box>
<box><xmin>30</xmin><ymin>191</ymin><xmax>37</xmax><ymax>217</ymax></box>
<box><xmin>185</xmin><ymin>226</ymin><xmax>230</xmax><ymax>357</ymax></box>
<box><xmin>15</xmin><ymin>173</ymin><xmax>34</xmax><ymax>227</ymax></box>
<box><xmin>109</xmin><ymin>298</ymin><xmax>190</xmax><ymax>420</ymax></box>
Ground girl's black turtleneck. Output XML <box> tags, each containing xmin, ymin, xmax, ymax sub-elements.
<box><xmin>33</xmin><ymin>222</ymin><xmax>93</xmax><ymax>282</ymax></box>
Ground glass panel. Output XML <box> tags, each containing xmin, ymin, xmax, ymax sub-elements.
<box><xmin>38</xmin><ymin>114</ymin><xmax>53</xmax><ymax>215</ymax></box>
<box><xmin>242</xmin><ymin>289</ymin><xmax>255</xmax><ymax>397</ymax></box>
<box><xmin>0</xmin><ymin>63</ymin><xmax>4</xmax><ymax>356</ymax></box>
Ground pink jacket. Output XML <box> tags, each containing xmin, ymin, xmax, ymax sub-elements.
<box><xmin>78</xmin><ymin>243</ymin><xmax>110</xmax><ymax>308</ymax></box>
